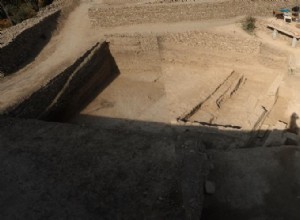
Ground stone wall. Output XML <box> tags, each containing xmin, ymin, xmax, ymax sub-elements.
<box><xmin>102</xmin><ymin>0</ymin><xmax>150</xmax><ymax>4</ymax></box>
<box><xmin>106</xmin><ymin>31</ymin><xmax>261</xmax><ymax>54</ymax></box>
<box><xmin>106</xmin><ymin>34</ymin><xmax>161</xmax><ymax>80</ymax></box>
<box><xmin>102</xmin><ymin>0</ymin><xmax>289</xmax><ymax>5</ymax></box>
<box><xmin>159</xmin><ymin>31</ymin><xmax>261</xmax><ymax>54</ymax></box>
<box><xmin>89</xmin><ymin>0</ymin><xmax>294</xmax><ymax>27</ymax></box>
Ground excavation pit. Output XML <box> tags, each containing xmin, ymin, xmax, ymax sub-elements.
<box><xmin>66</xmin><ymin>32</ymin><xmax>288</xmax><ymax>145</ymax></box>
<box><xmin>0</xmin><ymin>30</ymin><xmax>291</xmax><ymax>148</ymax></box>
<box><xmin>2</xmin><ymin>1</ymin><xmax>300</xmax><ymax>219</ymax></box>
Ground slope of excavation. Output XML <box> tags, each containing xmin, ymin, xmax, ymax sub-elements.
<box><xmin>159</xmin><ymin>34</ymin><xmax>286</xmax><ymax>133</ymax></box>
<box><xmin>177</xmin><ymin>72</ymin><xmax>283</xmax><ymax>136</ymax></box>
<box><xmin>71</xmin><ymin>30</ymin><xmax>289</xmax><ymax>134</ymax></box>
<box><xmin>180</xmin><ymin>71</ymin><xmax>246</xmax><ymax>127</ymax></box>
<box><xmin>211</xmin><ymin>72</ymin><xmax>284</xmax><ymax>131</ymax></box>
<box><xmin>72</xmin><ymin>34</ymin><xmax>170</xmax><ymax>126</ymax></box>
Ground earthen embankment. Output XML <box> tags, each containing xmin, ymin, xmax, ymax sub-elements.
<box><xmin>1</xmin><ymin>42</ymin><xmax>119</xmax><ymax>121</ymax></box>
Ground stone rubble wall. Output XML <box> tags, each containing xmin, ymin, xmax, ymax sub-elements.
<box><xmin>159</xmin><ymin>31</ymin><xmax>261</xmax><ymax>54</ymax></box>
<box><xmin>106</xmin><ymin>34</ymin><xmax>162</xmax><ymax>83</ymax></box>
<box><xmin>106</xmin><ymin>33</ymin><xmax>160</xmax><ymax>51</ymax></box>
<box><xmin>102</xmin><ymin>0</ymin><xmax>290</xmax><ymax>4</ymax></box>
<box><xmin>102</xmin><ymin>0</ymin><xmax>150</xmax><ymax>4</ymax></box>
<box><xmin>89</xmin><ymin>0</ymin><xmax>294</xmax><ymax>27</ymax></box>
<box><xmin>107</xmin><ymin>31</ymin><xmax>261</xmax><ymax>58</ymax></box>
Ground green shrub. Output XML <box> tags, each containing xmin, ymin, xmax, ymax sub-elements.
<box><xmin>242</xmin><ymin>16</ymin><xmax>256</xmax><ymax>34</ymax></box>
<box><xmin>0</xmin><ymin>0</ymin><xmax>53</xmax><ymax>27</ymax></box>
<box><xmin>5</xmin><ymin>4</ymin><xmax>18</xmax><ymax>17</ymax></box>
<box><xmin>38</xmin><ymin>0</ymin><xmax>54</xmax><ymax>8</ymax></box>
<box><xmin>12</xmin><ymin>3</ymin><xmax>37</xmax><ymax>24</ymax></box>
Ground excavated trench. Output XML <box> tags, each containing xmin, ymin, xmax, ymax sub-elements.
<box><xmin>2</xmin><ymin>31</ymin><xmax>290</xmax><ymax>149</ymax></box>
<box><xmin>2</xmin><ymin>1</ymin><xmax>300</xmax><ymax>219</ymax></box>
<box><xmin>2</xmin><ymin>28</ymin><xmax>300</xmax><ymax>219</ymax></box>
<box><xmin>66</xmin><ymin>33</ymin><xmax>288</xmax><ymax>148</ymax></box>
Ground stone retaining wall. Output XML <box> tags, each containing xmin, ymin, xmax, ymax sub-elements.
<box><xmin>89</xmin><ymin>0</ymin><xmax>293</xmax><ymax>27</ymax></box>
<box><xmin>159</xmin><ymin>31</ymin><xmax>261</xmax><ymax>54</ymax></box>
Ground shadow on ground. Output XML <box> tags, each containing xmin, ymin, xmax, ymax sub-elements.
<box><xmin>1</xmin><ymin>114</ymin><xmax>300</xmax><ymax>220</ymax></box>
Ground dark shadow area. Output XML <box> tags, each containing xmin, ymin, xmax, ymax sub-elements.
<box><xmin>287</xmin><ymin>112</ymin><xmax>299</xmax><ymax>134</ymax></box>
<box><xmin>202</xmin><ymin>145</ymin><xmax>300</xmax><ymax>220</ymax></box>
<box><xmin>0</xmin><ymin>114</ymin><xmax>300</xmax><ymax>220</ymax></box>
<box><xmin>0</xmin><ymin>11</ymin><xmax>60</xmax><ymax>76</ymax></box>
<box><xmin>0</xmin><ymin>116</ymin><xmax>186</xmax><ymax>220</ymax></box>
<box><xmin>42</xmin><ymin>42</ymin><xmax>120</xmax><ymax>122</ymax></box>
<box><xmin>68</xmin><ymin>114</ymin><xmax>249</xmax><ymax>150</ymax></box>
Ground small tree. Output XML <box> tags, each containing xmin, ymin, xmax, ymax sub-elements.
<box><xmin>0</xmin><ymin>0</ymin><xmax>54</xmax><ymax>27</ymax></box>
<box><xmin>242</xmin><ymin>16</ymin><xmax>256</xmax><ymax>34</ymax></box>
<box><xmin>13</xmin><ymin>2</ymin><xmax>36</xmax><ymax>23</ymax></box>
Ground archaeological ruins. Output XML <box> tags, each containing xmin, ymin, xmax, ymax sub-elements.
<box><xmin>1</xmin><ymin>0</ymin><xmax>300</xmax><ymax>219</ymax></box>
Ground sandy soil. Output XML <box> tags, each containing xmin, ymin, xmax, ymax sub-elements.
<box><xmin>73</xmin><ymin>20</ymin><xmax>291</xmax><ymax>134</ymax></box>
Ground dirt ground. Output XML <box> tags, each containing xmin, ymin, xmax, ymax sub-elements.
<box><xmin>0</xmin><ymin>117</ymin><xmax>183</xmax><ymax>219</ymax></box>
<box><xmin>2</xmin><ymin>0</ymin><xmax>300</xmax><ymax>219</ymax></box>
